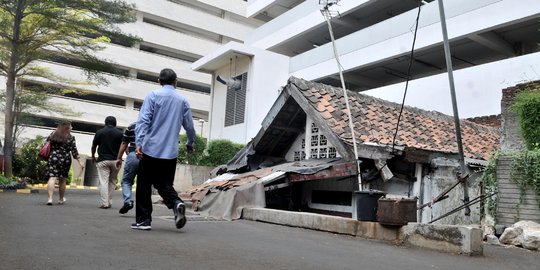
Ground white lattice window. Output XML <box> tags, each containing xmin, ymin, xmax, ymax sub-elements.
<box><xmin>286</xmin><ymin>134</ymin><xmax>307</xmax><ymax>161</ymax></box>
<box><xmin>306</xmin><ymin>120</ymin><xmax>339</xmax><ymax>159</ymax></box>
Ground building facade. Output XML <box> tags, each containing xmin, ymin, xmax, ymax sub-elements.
<box><xmin>1</xmin><ymin>0</ymin><xmax>262</xmax><ymax>155</ymax></box>
<box><xmin>193</xmin><ymin>0</ymin><xmax>540</xmax><ymax>144</ymax></box>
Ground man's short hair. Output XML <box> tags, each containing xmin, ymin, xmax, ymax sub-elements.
<box><xmin>159</xmin><ymin>68</ymin><xmax>177</xmax><ymax>86</ymax></box>
<box><xmin>105</xmin><ymin>116</ymin><xmax>117</xmax><ymax>127</ymax></box>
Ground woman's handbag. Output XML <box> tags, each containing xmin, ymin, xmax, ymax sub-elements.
<box><xmin>38</xmin><ymin>141</ymin><xmax>51</xmax><ymax>160</ymax></box>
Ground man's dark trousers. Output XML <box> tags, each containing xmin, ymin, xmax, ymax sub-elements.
<box><xmin>135</xmin><ymin>153</ymin><xmax>183</xmax><ymax>223</ymax></box>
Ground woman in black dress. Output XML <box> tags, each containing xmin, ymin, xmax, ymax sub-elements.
<box><xmin>46</xmin><ymin>121</ymin><xmax>84</xmax><ymax>205</ymax></box>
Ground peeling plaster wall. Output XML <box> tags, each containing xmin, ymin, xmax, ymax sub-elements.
<box><xmin>423</xmin><ymin>158</ymin><xmax>482</xmax><ymax>225</ymax></box>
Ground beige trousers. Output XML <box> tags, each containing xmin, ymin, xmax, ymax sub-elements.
<box><xmin>96</xmin><ymin>160</ymin><xmax>119</xmax><ymax>206</ymax></box>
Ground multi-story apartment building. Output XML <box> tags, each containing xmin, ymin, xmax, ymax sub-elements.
<box><xmin>1</xmin><ymin>0</ymin><xmax>262</xmax><ymax>155</ymax></box>
<box><xmin>193</xmin><ymin>0</ymin><xmax>540</xmax><ymax>144</ymax></box>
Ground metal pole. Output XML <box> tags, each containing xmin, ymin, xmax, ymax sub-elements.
<box><xmin>437</xmin><ymin>0</ymin><xmax>470</xmax><ymax>215</ymax></box>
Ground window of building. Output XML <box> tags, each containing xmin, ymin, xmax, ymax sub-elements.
<box><xmin>224</xmin><ymin>73</ymin><xmax>247</xmax><ymax>127</ymax></box>
<box><xmin>177</xmin><ymin>81</ymin><xmax>211</xmax><ymax>94</ymax></box>
<box><xmin>21</xmin><ymin>81</ymin><xmax>126</xmax><ymax>107</ymax></box>
<box><xmin>136</xmin><ymin>71</ymin><xmax>211</xmax><ymax>94</ymax></box>
<box><xmin>136</xmin><ymin>72</ymin><xmax>159</xmax><ymax>84</ymax></box>
<box><xmin>20</xmin><ymin>116</ymin><xmax>106</xmax><ymax>134</ymax></box>
<box><xmin>48</xmin><ymin>54</ymin><xmax>129</xmax><ymax>77</ymax></box>
<box><xmin>168</xmin><ymin>0</ymin><xmax>222</xmax><ymax>17</ymax></box>
<box><xmin>139</xmin><ymin>43</ymin><xmax>200</xmax><ymax>62</ymax></box>
<box><xmin>134</xmin><ymin>101</ymin><xmax>143</xmax><ymax>110</ymax></box>
<box><xmin>142</xmin><ymin>16</ymin><xmax>222</xmax><ymax>43</ymax></box>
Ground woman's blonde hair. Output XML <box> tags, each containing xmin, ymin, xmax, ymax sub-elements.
<box><xmin>50</xmin><ymin>120</ymin><xmax>72</xmax><ymax>143</ymax></box>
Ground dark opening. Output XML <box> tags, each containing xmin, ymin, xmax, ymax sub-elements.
<box><xmin>177</xmin><ymin>81</ymin><xmax>210</xmax><ymax>94</ymax></box>
<box><xmin>312</xmin><ymin>190</ymin><xmax>352</xmax><ymax>206</ymax></box>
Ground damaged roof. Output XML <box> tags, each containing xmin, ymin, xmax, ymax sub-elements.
<box><xmin>236</xmin><ymin>77</ymin><xmax>500</xmax><ymax>171</ymax></box>
<box><xmin>286</xmin><ymin>77</ymin><xmax>499</xmax><ymax>160</ymax></box>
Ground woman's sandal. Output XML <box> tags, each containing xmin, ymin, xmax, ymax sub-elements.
<box><xmin>58</xmin><ymin>198</ymin><xmax>66</xmax><ymax>205</ymax></box>
<box><xmin>46</xmin><ymin>199</ymin><xmax>53</xmax><ymax>205</ymax></box>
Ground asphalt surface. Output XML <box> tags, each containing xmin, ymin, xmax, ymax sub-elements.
<box><xmin>1</xmin><ymin>189</ymin><xmax>539</xmax><ymax>270</ymax></box>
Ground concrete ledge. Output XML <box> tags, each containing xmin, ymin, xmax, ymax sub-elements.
<box><xmin>242</xmin><ymin>208</ymin><xmax>483</xmax><ymax>256</ymax></box>
<box><xmin>242</xmin><ymin>207</ymin><xmax>359</xmax><ymax>235</ymax></box>
<box><xmin>400</xmin><ymin>223</ymin><xmax>483</xmax><ymax>256</ymax></box>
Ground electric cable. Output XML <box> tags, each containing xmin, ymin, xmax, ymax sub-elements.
<box><xmin>391</xmin><ymin>1</ymin><xmax>423</xmax><ymax>154</ymax></box>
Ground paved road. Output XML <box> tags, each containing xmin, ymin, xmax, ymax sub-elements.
<box><xmin>0</xmin><ymin>189</ymin><xmax>538</xmax><ymax>270</ymax></box>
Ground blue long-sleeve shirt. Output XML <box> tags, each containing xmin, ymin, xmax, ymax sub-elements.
<box><xmin>135</xmin><ymin>85</ymin><xmax>195</xmax><ymax>159</ymax></box>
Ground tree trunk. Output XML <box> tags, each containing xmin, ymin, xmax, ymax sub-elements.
<box><xmin>3</xmin><ymin>0</ymin><xmax>24</xmax><ymax>177</ymax></box>
<box><xmin>3</xmin><ymin>75</ymin><xmax>16</xmax><ymax>177</ymax></box>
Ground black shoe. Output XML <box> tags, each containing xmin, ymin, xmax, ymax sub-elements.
<box><xmin>131</xmin><ymin>220</ymin><xmax>151</xmax><ymax>230</ymax></box>
<box><xmin>119</xmin><ymin>201</ymin><xmax>134</xmax><ymax>214</ymax></box>
<box><xmin>173</xmin><ymin>201</ymin><xmax>186</xmax><ymax>229</ymax></box>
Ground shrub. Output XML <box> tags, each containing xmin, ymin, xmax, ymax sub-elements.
<box><xmin>512</xmin><ymin>89</ymin><xmax>540</xmax><ymax>150</ymax></box>
<box><xmin>13</xmin><ymin>136</ymin><xmax>48</xmax><ymax>184</ymax></box>
<box><xmin>0</xmin><ymin>175</ymin><xmax>27</xmax><ymax>190</ymax></box>
<box><xmin>177</xmin><ymin>134</ymin><xmax>207</xmax><ymax>165</ymax></box>
<box><xmin>200</xmin><ymin>139</ymin><xmax>244</xmax><ymax>167</ymax></box>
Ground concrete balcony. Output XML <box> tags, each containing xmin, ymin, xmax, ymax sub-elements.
<box><xmin>126</xmin><ymin>0</ymin><xmax>255</xmax><ymax>41</ymax></box>
<box><xmin>95</xmin><ymin>43</ymin><xmax>211</xmax><ymax>85</ymax></box>
<box><xmin>33</xmin><ymin>95</ymin><xmax>140</xmax><ymax>128</ymax></box>
<box><xmin>245</xmin><ymin>0</ymin><xmax>364</xmax><ymax>49</ymax></box>
<box><xmin>28</xmin><ymin>61</ymin><xmax>210</xmax><ymax>115</ymax></box>
<box><xmin>120</xmin><ymin>22</ymin><xmax>221</xmax><ymax>58</ymax></box>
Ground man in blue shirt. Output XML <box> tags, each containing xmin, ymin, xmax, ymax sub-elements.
<box><xmin>132</xmin><ymin>68</ymin><xmax>195</xmax><ymax>230</ymax></box>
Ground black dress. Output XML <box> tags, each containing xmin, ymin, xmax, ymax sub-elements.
<box><xmin>45</xmin><ymin>135</ymin><xmax>80</xmax><ymax>178</ymax></box>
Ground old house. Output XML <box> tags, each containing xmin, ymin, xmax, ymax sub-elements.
<box><xmin>184</xmin><ymin>77</ymin><xmax>500</xmax><ymax>224</ymax></box>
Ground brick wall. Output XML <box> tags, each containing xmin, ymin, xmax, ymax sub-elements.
<box><xmin>466</xmin><ymin>115</ymin><xmax>501</xmax><ymax>127</ymax></box>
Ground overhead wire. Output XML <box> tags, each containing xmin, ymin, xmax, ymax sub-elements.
<box><xmin>320</xmin><ymin>1</ymin><xmax>425</xmax><ymax>191</ymax></box>
<box><xmin>391</xmin><ymin>1</ymin><xmax>423</xmax><ymax>154</ymax></box>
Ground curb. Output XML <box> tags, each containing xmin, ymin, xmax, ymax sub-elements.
<box><xmin>32</xmin><ymin>184</ymin><xmax>99</xmax><ymax>190</ymax></box>
<box><xmin>31</xmin><ymin>184</ymin><xmax>136</xmax><ymax>191</ymax></box>
<box><xmin>0</xmin><ymin>189</ymin><xmax>39</xmax><ymax>194</ymax></box>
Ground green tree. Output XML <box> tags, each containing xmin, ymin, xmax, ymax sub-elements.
<box><xmin>0</xmin><ymin>0</ymin><xmax>139</xmax><ymax>177</ymax></box>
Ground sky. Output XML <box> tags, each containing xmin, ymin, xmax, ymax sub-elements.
<box><xmin>363</xmin><ymin>52</ymin><xmax>540</xmax><ymax>118</ymax></box>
